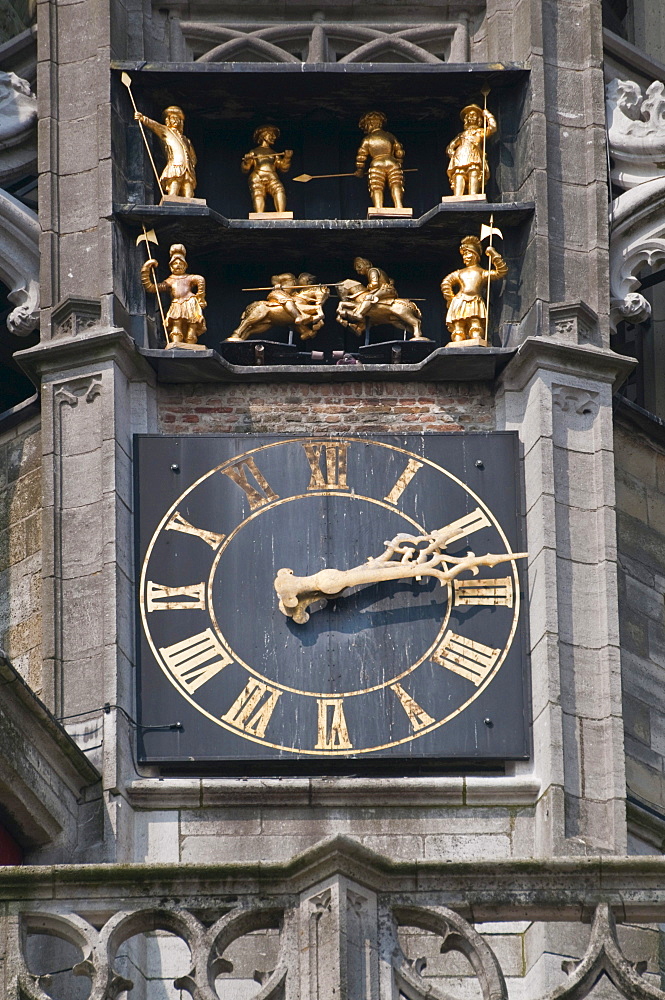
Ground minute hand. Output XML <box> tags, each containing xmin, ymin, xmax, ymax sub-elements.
<box><xmin>274</xmin><ymin>526</ymin><xmax>528</xmax><ymax>624</ymax></box>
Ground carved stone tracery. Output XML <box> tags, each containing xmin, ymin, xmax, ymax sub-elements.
<box><xmin>179</xmin><ymin>20</ymin><xmax>471</xmax><ymax>64</ymax></box>
<box><xmin>15</xmin><ymin>894</ymin><xmax>661</xmax><ymax>1000</ymax></box>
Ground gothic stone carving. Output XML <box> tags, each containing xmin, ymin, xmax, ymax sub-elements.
<box><xmin>552</xmin><ymin>384</ymin><xmax>600</xmax><ymax>417</ymax></box>
<box><xmin>549</xmin><ymin>302</ymin><xmax>600</xmax><ymax>346</ymax></box>
<box><xmin>547</xmin><ymin>904</ymin><xmax>665</xmax><ymax>1000</ymax></box>
<box><xmin>608</xmin><ymin>175</ymin><xmax>665</xmax><ymax>330</ymax></box>
<box><xmin>606</xmin><ymin>78</ymin><xmax>665</xmax><ymax>190</ymax></box>
<box><xmin>606</xmin><ymin>77</ymin><xmax>665</xmax><ymax>330</ymax></box>
<box><xmin>15</xmin><ymin>893</ymin><xmax>660</xmax><ymax>1000</ymax></box>
<box><xmin>50</xmin><ymin>297</ymin><xmax>102</xmax><ymax>340</ymax></box>
<box><xmin>179</xmin><ymin>20</ymin><xmax>471</xmax><ymax>64</ymax></box>
<box><xmin>0</xmin><ymin>187</ymin><xmax>39</xmax><ymax>336</ymax></box>
<box><xmin>0</xmin><ymin>70</ymin><xmax>37</xmax><ymax>185</ymax></box>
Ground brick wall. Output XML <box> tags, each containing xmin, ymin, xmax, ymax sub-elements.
<box><xmin>158</xmin><ymin>381</ymin><xmax>495</xmax><ymax>434</ymax></box>
<box><xmin>614</xmin><ymin>410</ymin><xmax>665</xmax><ymax>846</ymax></box>
<box><xmin>0</xmin><ymin>416</ymin><xmax>42</xmax><ymax>693</ymax></box>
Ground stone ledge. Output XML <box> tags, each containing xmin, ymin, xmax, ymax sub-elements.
<box><xmin>13</xmin><ymin>326</ymin><xmax>156</xmax><ymax>386</ymax></box>
<box><xmin>0</xmin><ymin>654</ymin><xmax>100</xmax><ymax>847</ymax></box>
<box><xmin>125</xmin><ymin>775</ymin><xmax>541</xmax><ymax>809</ymax></box>
<box><xmin>2</xmin><ymin>833</ymin><xmax>665</xmax><ymax>907</ymax></box>
<box><xmin>499</xmin><ymin>337</ymin><xmax>636</xmax><ymax>393</ymax></box>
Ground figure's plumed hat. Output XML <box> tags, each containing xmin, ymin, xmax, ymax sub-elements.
<box><xmin>358</xmin><ymin>111</ymin><xmax>387</xmax><ymax>131</ymax></box>
<box><xmin>460</xmin><ymin>103</ymin><xmax>483</xmax><ymax>121</ymax></box>
<box><xmin>169</xmin><ymin>243</ymin><xmax>187</xmax><ymax>263</ymax></box>
<box><xmin>163</xmin><ymin>105</ymin><xmax>185</xmax><ymax>121</ymax></box>
<box><xmin>460</xmin><ymin>235</ymin><xmax>482</xmax><ymax>256</ymax></box>
<box><xmin>254</xmin><ymin>124</ymin><xmax>280</xmax><ymax>144</ymax></box>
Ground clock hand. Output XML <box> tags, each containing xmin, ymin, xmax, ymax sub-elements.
<box><xmin>274</xmin><ymin>526</ymin><xmax>528</xmax><ymax>624</ymax></box>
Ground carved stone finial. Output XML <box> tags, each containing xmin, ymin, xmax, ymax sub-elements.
<box><xmin>606</xmin><ymin>77</ymin><xmax>665</xmax><ymax>188</ymax></box>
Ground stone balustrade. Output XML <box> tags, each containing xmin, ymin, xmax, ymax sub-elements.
<box><xmin>4</xmin><ymin>837</ymin><xmax>665</xmax><ymax>1000</ymax></box>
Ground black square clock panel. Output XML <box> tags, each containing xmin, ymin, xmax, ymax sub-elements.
<box><xmin>135</xmin><ymin>433</ymin><xmax>529</xmax><ymax>764</ymax></box>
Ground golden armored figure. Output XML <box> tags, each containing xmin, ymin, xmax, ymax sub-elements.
<box><xmin>134</xmin><ymin>105</ymin><xmax>198</xmax><ymax>199</ymax></box>
<box><xmin>336</xmin><ymin>257</ymin><xmax>424</xmax><ymax>341</ymax></box>
<box><xmin>446</xmin><ymin>103</ymin><xmax>497</xmax><ymax>198</ymax></box>
<box><xmin>355</xmin><ymin>111</ymin><xmax>406</xmax><ymax>211</ymax></box>
<box><xmin>230</xmin><ymin>272</ymin><xmax>329</xmax><ymax>342</ymax></box>
<box><xmin>441</xmin><ymin>235</ymin><xmax>508</xmax><ymax>344</ymax></box>
<box><xmin>242</xmin><ymin>125</ymin><xmax>293</xmax><ymax>214</ymax></box>
<box><xmin>349</xmin><ymin>257</ymin><xmax>398</xmax><ymax>316</ymax></box>
<box><xmin>141</xmin><ymin>243</ymin><xmax>206</xmax><ymax>348</ymax></box>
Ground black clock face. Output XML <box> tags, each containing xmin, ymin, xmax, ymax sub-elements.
<box><xmin>136</xmin><ymin>434</ymin><xmax>529</xmax><ymax>762</ymax></box>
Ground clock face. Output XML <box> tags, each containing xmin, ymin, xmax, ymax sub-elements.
<box><xmin>136</xmin><ymin>434</ymin><xmax>529</xmax><ymax>763</ymax></box>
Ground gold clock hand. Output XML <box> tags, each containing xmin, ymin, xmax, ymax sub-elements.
<box><xmin>274</xmin><ymin>527</ymin><xmax>528</xmax><ymax>624</ymax></box>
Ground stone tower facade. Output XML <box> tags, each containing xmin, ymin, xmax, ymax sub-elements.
<box><xmin>2</xmin><ymin>0</ymin><xmax>665</xmax><ymax>998</ymax></box>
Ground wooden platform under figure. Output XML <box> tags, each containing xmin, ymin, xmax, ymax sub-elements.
<box><xmin>248</xmin><ymin>211</ymin><xmax>294</xmax><ymax>220</ymax></box>
<box><xmin>367</xmin><ymin>207</ymin><xmax>413</xmax><ymax>217</ymax></box>
<box><xmin>161</xmin><ymin>194</ymin><xmax>207</xmax><ymax>206</ymax></box>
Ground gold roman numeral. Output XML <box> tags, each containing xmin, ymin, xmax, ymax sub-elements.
<box><xmin>384</xmin><ymin>458</ymin><xmax>423</xmax><ymax>504</ymax></box>
<box><xmin>158</xmin><ymin>628</ymin><xmax>233</xmax><ymax>692</ymax></box>
<box><xmin>453</xmin><ymin>577</ymin><xmax>513</xmax><ymax>607</ymax></box>
<box><xmin>221</xmin><ymin>679</ymin><xmax>281</xmax><ymax>738</ymax></box>
<box><xmin>165</xmin><ymin>511</ymin><xmax>226</xmax><ymax>550</ymax></box>
<box><xmin>390</xmin><ymin>683</ymin><xmax>435</xmax><ymax>731</ymax></box>
<box><xmin>147</xmin><ymin>581</ymin><xmax>206</xmax><ymax>612</ymax></box>
<box><xmin>432</xmin><ymin>631</ymin><xmax>501</xmax><ymax>686</ymax></box>
<box><xmin>315</xmin><ymin>698</ymin><xmax>353</xmax><ymax>750</ymax></box>
<box><xmin>441</xmin><ymin>507</ymin><xmax>491</xmax><ymax>544</ymax></box>
<box><xmin>303</xmin><ymin>442</ymin><xmax>349</xmax><ymax>490</ymax></box>
<box><xmin>222</xmin><ymin>457</ymin><xmax>279</xmax><ymax>511</ymax></box>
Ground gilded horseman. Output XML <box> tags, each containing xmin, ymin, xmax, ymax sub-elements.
<box><xmin>336</xmin><ymin>257</ymin><xmax>424</xmax><ymax>340</ymax></box>
<box><xmin>349</xmin><ymin>257</ymin><xmax>398</xmax><ymax>318</ymax></box>
<box><xmin>446</xmin><ymin>103</ymin><xmax>497</xmax><ymax>198</ymax></box>
<box><xmin>242</xmin><ymin>125</ymin><xmax>293</xmax><ymax>214</ymax></box>
<box><xmin>265</xmin><ymin>272</ymin><xmax>310</xmax><ymax>326</ymax></box>
<box><xmin>229</xmin><ymin>272</ymin><xmax>329</xmax><ymax>342</ymax></box>
<box><xmin>134</xmin><ymin>105</ymin><xmax>198</xmax><ymax>199</ymax></box>
<box><xmin>355</xmin><ymin>111</ymin><xmax>406</xmax><ymax>210</ymax></box>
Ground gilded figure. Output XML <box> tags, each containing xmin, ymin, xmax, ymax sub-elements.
<box><xmin>440</xmin><ymin>235</ymin><xmax>508</xmax><ymax>344</ymax></box>
<box><xmin>446</xmin><ymin>103</ymin><xmax>497</xmax><ymax>198</ymax></box>
<box><xmin>230</xmin><ymin>272</ymin><xmax>329</xmax><ymax>341</ymax></box>
<box><xmin>355</xmin><ymin>111</ymin><xmax>407</xmax><ymax>210</ymax></box>
<box><xmin>242</xmin><ymin>125</ymin><xmax>293</xmax><ymax>214</ymax></box>
<box><xmin>336</xmin><ymin>257</ymin><xmax>424</xmax><ymax>341</ymax></box>
<box><xmin>134</xmin><ymin>105</ymin><xmax>198</xmax><ymax>199</ymax></box>
<box><xmin>141</xmin><ymin>243</ymin><xmax>206</xmax><ymax>347</ymax></box>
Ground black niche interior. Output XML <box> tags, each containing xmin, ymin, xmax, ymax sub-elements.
<box><xmin>112</xmin><ymin>63</ymin><xmax>533</xmax><ymax>365</ymax></box>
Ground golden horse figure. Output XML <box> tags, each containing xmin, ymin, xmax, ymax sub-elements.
<box><xmin>335</xmin><ymin>278</ymin><xmax>424</xmax><ymax>341</ymax></box>
<box><xmin>228</xmin><ymin>273</ymin><xmax>329</xmax><ymax>342</ymax></box>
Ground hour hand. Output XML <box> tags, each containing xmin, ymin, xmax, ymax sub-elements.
<box><xmin>274</xmin><ymin>528</ymin><xmax>527</xmax><ymax>624</ymax></box>
<box><xmin>274</xmin><ymin>567</ymin><xmax>352</xmax><ymax>624</ymax></box>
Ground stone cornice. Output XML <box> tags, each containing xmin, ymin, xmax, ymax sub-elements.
<box><xmin>0</xmin><ymin>656</ymin><xmax>100</xmax><ymax>788</ymax></box>
<box><xmin>0</xmin><ymin>655</ymin><xmax>100</xmax><ymax>847</ymax></box>
<box><xmin>3</xmin><ymin>834</ymin><xmax>665</xmax><ymax>914</ymax></box>
<box><xmin>125</xmin><ymin>774</ymin><xmax>542</xmax><ymax>809</ymax></box>
<box><xmin>14</xmin><ymin>326</ymin><xmax>156</xmax><ymax>387</ymax></box>
<box><xmin>498</xmin><ymin>337</ymin><xmax>636</xmax><ymax>393</ymax></box>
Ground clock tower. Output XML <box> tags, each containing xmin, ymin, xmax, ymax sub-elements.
<box><xmin>3</xmin><ymin>0</ymin><xmax>663</xmax><ymax>997</ymax></box>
